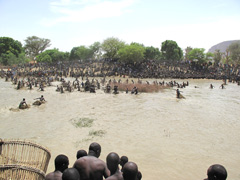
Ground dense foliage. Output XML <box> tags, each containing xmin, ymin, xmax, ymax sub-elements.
<box><xmin>101</xmin><ymin>37</ymin><xmax>125</xmax><ymax>59</ymax></box>
<box><xmin>89</xmin><ymin>41</ymin><xmax>102</xmax><ymax>60</ymax></box>
<box><xmin>0</xmin><ymin>37</ymin><xmax>28</xmax><ymax>65</ymax></box>
<box><xmin>184</xmin><ymin>47</ymin><xmax>193</xmax><ymax>61</ymax></box>
<box><xmin>1</xmin><ymin>36</ymin><xmax>240</xmax><ymax>66</ymax></box>
<box><xmin>161</xmin><ymin>40</ymin><xmax>183</xmax><ymax>61</ymax></box>
<box><xmin>187</xmin><ymin>48</ymin><xmax>206</xmax><ymax>63</ymax></box>
<box><xmin>144</xmin><ymin>46</ymin><xmax>161</xmax><ymax>60</ymax></box>
<box><xmin>70</xmin><ymin>42</ymin><xmax>102</xmax><ymax>61</ymax></box>
<box><xmin>228</xmin><ymin>41</ymin><xmax>240</xmax><ymax>64</ymax></box>
<box><xmin>70</xmin><ymin>46</ymin><xmax>93</xmax><ymax>61</ymax></box>
<box><xmin>36</xmin><ymin>49</ymin><xmax>69</xmax><ymax>63</ymax></box>
<box><xmin>213</xmin><ymin>50</ymin><xmax>222</xmax><ymax>65</ymax></box>
<box><xmin>118</xmin><ymin>44</ymin><xmax>145</xmax><ymax>64</ymax></box>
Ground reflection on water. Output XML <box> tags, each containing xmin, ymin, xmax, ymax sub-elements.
<box><xmin>0</xmin><ymin>78</ymin><xmax>240</xmax><ymax>180</ymax></box>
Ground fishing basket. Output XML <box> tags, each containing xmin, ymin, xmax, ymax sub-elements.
<box><xmin>0</xmin><ymin>164</ymin><xmax>45</xmax><ymax>180</ymax></box>
<box><xmin>0</xmin><ymin>139</ymin><xmax>51</xmax><ymax>173</ymax></box>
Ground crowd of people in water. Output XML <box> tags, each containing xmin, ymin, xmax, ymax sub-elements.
<box><xmin>1</xmin><ymin>59</ymin><xmax>240</xmax><ymax>108</ymax></box>
<box><xmin>45</xmin><ymin>142</ymin><xmax>228</xmax><ymax>180</ymax></box>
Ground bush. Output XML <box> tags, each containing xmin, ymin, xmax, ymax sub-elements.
<box><xmin>71</xmin><ymin>117</ymin><xmax>94</xmax><ymax>128</ymax></box>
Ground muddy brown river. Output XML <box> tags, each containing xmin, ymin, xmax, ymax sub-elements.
<box><xmin>0</xmin><ymin>78</ymin><xmax>240</xmax><ymax>180</ymax></box>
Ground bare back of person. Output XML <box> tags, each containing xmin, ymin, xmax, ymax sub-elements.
<box><xmin>74</xmin><ymin>156</ymin><xmax>109</xmax><ymax>180</ymax></box>
<box><xmin>105</xmin><ymin>170</ymin><xmax>123</xmax><ymax>180</ymax></box>
<box><xmin>45</xmin><ymin>171</ymin><xmax>62</xmax><ymax>180</ymax></box>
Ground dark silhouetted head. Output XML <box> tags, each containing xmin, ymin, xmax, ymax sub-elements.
<box><xmin>137</xmin><ymin>171</ymin><xmax>142</xmax><ymax>180</ymax></box>
<box><xmin>76</xmin><ymin>149</ymin><xmax>87</xmax><ymax>159</ymax></box>
<box><xmin>106</xmin><ymin>152</ymin><xmax>120</xmax><ymax>174</ymax></box>
<box><xmin>206</xmin><ymin>164</ymin><xmax>227</xmax><ymax>180</ymax></box>
<box><xmin>123</xmin><ymin>162</ymin><xmax>138</xmax><ymax>180</ymax></box>
<box><xmin>55</xmin><ymin>154</ymin><xmax>69</xmax><ymax>173</ymax></box>
<box><xmin>88</xmin><ymin>142</ymin><xmax>101</xmax><ymax>158</ymax></box>
<box><xmin>62</xmin><ymin>168</ymin><xmax>80</xmax><ymax>180</ymax></box>
<box><xmin>120</xmin><ymin>156</ymin><xmax>128</xmax><ymax>168</ymax></box>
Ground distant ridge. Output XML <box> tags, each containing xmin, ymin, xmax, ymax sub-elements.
<box><xmin>208</xmin><ymin>40</ymin><xmax>240</xmax><ymax>53</ymax></box>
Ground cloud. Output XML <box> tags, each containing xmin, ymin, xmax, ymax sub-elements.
<box><xmin>41</xmin><ymin>0</ymin><xmax>136</xmax><ymax>26</ymax></box>
<box><xmin>50</xmin><ymin>0</ymin><xmax>100</xmax><ymax>6</ymax></box>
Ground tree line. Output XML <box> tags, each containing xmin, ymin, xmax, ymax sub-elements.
<box><xmin>1</xmin><ymin>36</ymin><xmax>240</xmax><ymax>66</ymax></box>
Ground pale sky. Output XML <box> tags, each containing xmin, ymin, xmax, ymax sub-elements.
<box><xmin>0</xmin><ymin>0</ymin><xmax>240</xmax><ymax>52</ymax></box>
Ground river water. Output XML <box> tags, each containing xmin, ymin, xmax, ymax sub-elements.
<box><xmin>0</xmin><ymin>78</ymin><xmax>240</xmax><ymax>180</ymax></box>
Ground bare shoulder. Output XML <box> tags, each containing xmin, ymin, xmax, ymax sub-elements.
<box><xmin>45</xmin><ymin>172</ymin><xmax>54</xmax><ymax>180</ymax></box>
<box><xmin>74</xmin><ymin>157</ymin><xmax>87</xmax><ymax>168</ymax></box>
<box><xmin>74</xmin><ymin>156</ymin><xmax>107</xmax><ymax>170</ymax></box>
<box><xmin>105</xmin><ymin>173</ymin><xmax>123</xmax><ymax>180</ymax></box>
<box><xmin>93</xmin><ymin>157</ymin><xmax>107</xmax><ymax>166</ymax></box>
<box><xmin>45</xmin><ymin>171</ymin><xmax>62</xmax><ymax>180</ymax></box>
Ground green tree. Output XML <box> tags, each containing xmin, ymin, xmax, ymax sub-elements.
<box><xmin>144</xmin><ymin>46</ymin><xmax>161</xmax><ymax>60</ymax></box>
<box><xmin>228</xmin><ymin>41</ymin><xmax>240</xmax><ymax>64</ymax></box>
<box><xmin>0</xmin><ymin>52</ymin><xmax>28</xmax><ymax>66</ymax></box>
<box><xmin>213</xmin><ymin>49</ymin><xmax>222</xmax><ymax>65</ymax></box>
<box><xmin>0</xmin><ymin>37</ymin><xmax>23</xmax><ymax>57</ymax></box>
<box><xmin>24</xmin><ymin>36</ymin><xmax>51</xmax><ymax>59</ymax></box>
<box><xmin>205</xmin><ymin>52</ymin><xmax>214</xmax><ymax>62</ymax></box>
<box><xmin>38</xmin><ymin>54</ymin><xmax>52</xmax><ymax>63</ymax></box>
<box><xmin>118</xmin><ymin>44</ymin><xmax>145</xmax><ymax>64</ymax></box>
<box><xmin>89</xmin><ymin>41</ymin><xmax>102</xmax><ymax>60</ymax></box>
<box><xmin>101</xmin><ymin>37</ymin><xmax>125</xmax><ymax>59</ymax></box>
<box><xmin>69</xmin><ymin>47</ymin><xmax>79</xmax><ymax>61</ymax></box>
<box><xmin>0</xmin><ymin>53</ymin><xmax>13</xmax><ymax>65</ymax></box>
<box><xmin>222</xmin><ymin>49</ymin><xmax>231</xmax><ymax>64</ymax></box>
<box><xmin>63</xmin><ymin>52</ymin><xmax>70</xmax><ymax>61</ymax></box>
<box><xmin>36</xmin><ymin>49</ymin><xmax>69</xmax><ymax>63</ymax></box>
<box><xmin>188</xmin><ymin>48</ymin><xmax>206</xmax><ymax>63</ymax></box>
<box><xmin>130</xmin><ymin>42</ymin><xmax>144</xmax><ymax>47</ymax></box>
<box><xmin>0</xmin><ymin>37</ymin><xmax>27</xmax><ymax>65</ymax></box>
<box><xmin>161</xmin><ymin>40</ymin><xmax>183</xmax><ymax>61</ymax></box>
<box><xmin>184</xmin><ymin>46</ymin><xmax>193</xmax><ymax>61</ymax></box>
<box><xmin>70</xmin><ymin>46</ymin><xmax>93</xmax><ymax>61</ymax></box>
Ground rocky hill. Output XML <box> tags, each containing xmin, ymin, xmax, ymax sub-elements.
<box><xmin>208</xmin><ymin>40</ymin><xmax>240</xmax><ymax>53</ymax></box>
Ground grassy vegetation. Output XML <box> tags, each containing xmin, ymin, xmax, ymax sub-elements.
<box><xmin>71</xmin><ymin>117</ymin><xmax>94</xmax><ymax>128</ymax></box>
<box><xmin>71</xmin><ymin>117</ymin><xmax>107</xmax><ymax>147</ymax></box>
<box><xmin>74</xmin><ymin>129</ymin><xmax>106</xmax><ymax>147</ymax></box>
<box><xmin>88</xmin><ymin>130</ymin><xmax>106</xmax><ymax>137</ymax></box>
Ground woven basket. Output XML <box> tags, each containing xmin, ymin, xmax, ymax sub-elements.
<box><xmin>0</xmin><ymin>164</ymin><xmax>45</xmax><ymax>180</ymax></box>
<box><xmin>0</xmin><ymin>139</ymin><xmax>51</xmax><ymax>173</ymax></box>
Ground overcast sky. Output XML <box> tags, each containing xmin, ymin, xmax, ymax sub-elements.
<box><xmin>0</xmin><ymin>0</ymin><xmax>240</xmax><ymax>52</ymax></box>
